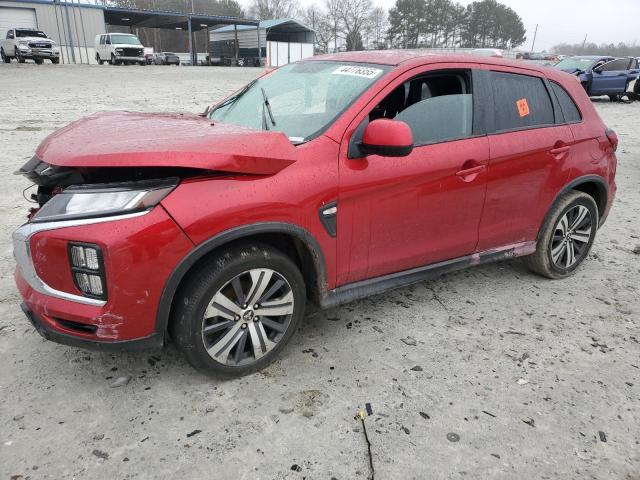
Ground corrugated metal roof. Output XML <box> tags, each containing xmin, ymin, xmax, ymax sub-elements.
<box><xmin>213</xmin><ymin>18</ymin><xmax>313</xmax><ymax>33</ymax></box>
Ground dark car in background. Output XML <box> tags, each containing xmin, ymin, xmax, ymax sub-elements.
<box><xmin>555</xmin><ymin>56</ymin><xmax>640</xmax><ymax>100</ymax></box>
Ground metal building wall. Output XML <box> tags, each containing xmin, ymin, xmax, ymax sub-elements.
<box><xmin>0</xmin><ymin>0</ymin><xmax>106</xmax><ymax>63</ymax></box>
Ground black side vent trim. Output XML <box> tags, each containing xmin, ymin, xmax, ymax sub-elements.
<box><xmin>319</xmin><ymin>202</ymin><xmax>337</xmax><ymax>237</ymax></box>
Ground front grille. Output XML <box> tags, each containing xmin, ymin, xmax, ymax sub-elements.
<box><xmin>28</xmin><ymin>42</ymin><xmax>51</xmax><ymax>49</ymax></box>
<box><xmin>121</xmin><ymin>48</ymin><xmax>143</xmax><ymax>57</ymax></box>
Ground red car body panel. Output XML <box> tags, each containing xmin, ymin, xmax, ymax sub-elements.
<box><xmin>13</xmin><ymin>51</ymin><xmax>617</xmax><ymax>350</ymax></box>
<box><xmin>160</xmin><ymin>135</ymin><xmax>340</xmax><ymax>290</ymax></box>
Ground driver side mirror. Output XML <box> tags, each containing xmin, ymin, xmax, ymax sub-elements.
<box><xmin>359</xmin><ymin>118</ymin><xmax>413</xmax><ymax>157</ymax></box>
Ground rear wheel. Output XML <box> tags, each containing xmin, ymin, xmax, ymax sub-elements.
<box><xmin>51</xmin><ymin>57</ymin><xmax>59</xmax><ymax>64</ymax></box>
<box><xmin>524</xmin><ymin>191</ymin><xmax>598</xmax><ymax>279</ymax></box>
<box><xmin>1</xmin><ymin>49</ymin><xmax>10</xmax><ymax>63</ymax></box>
<box><xmin>170</xmin><ymin>243</ymin><xmax>306</xmax><ymax>376</ymax></box>
<box><xmin>96</xmin><ymin>53</ymin><xmax>103</xmax><ymax>65</ymax></box>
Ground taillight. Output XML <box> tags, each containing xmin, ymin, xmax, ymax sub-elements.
<box><xmin>68</xmin><ymin>242</ymin><xmax>107</xmax><ymax>300</ymax></box>
<box><xmin>605</xmin><ymin>128</ymin><xmax>618</xmax><ymax>152</ymax></box>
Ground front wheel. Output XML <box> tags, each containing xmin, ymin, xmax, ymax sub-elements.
<box><xmin>524</xmin><ymin>191</ymin><xmax>598</xmax><ymax>279</ymax></box>
<box><xmin>51</xmin><ymin>57</ymin><xmax>59</xmax><ymax>64</ymax></box>
<box><xmin>1</xmin><ymin>49</ymin><xmax>10</xmax><ymax>63</ymax></box>
<box><xmin>170</xmin><ymin>243</ymin><xmax>306</xmax><ymax>376</ymax></box>
<box><xmin>34</xmin><ymin>58</ymin><xmax>43</xmax><ymax>65</ymax></box>
<box><xmin>15</xmin><ymin>49</ymin><xmax>25</xmax><ymax>63</ymax></box>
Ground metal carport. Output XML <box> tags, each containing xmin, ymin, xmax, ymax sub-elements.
<box><xmin>103</xmin><ymin>7</ymin><xmax>258</xmax><ymax>66</ymax></box>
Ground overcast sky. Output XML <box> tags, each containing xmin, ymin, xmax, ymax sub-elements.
<box><xmin>241</xmin><ymin>0</ymin><xmax>639</xmax><ymax>51</ymax></box>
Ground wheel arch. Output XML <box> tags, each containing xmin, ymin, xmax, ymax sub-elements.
<box><xmin>539</xmin><ymin>175</ymin><xmax>608</xmax><ymax>240</ymax></box>
<box><xmin>155</xmin><ymin>222</ymin><xmax>327</xmax><ymax>338</ymax></box>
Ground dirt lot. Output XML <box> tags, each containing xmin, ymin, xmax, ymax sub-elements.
<box><xmin>0</xmin><ymin>64</ymin><xmax>638</xmax><ymax>480</ymax></box>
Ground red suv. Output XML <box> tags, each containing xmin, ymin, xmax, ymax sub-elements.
<box><xmin>14</xmin><ymin>52</ymin><xmax>618</xmax><ymax>375</ymax></box>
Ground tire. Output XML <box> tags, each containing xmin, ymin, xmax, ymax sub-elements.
<box><xmin>634</xmin><ymin>79</ymin><xmax>640</xmax><ymax>95</ymax></box>
<box><xmin>110</xmin><ymin>54</ymin><xmax>117</xmax><ymax>65</ymax></box>
<box><xmin>96</xmin><ymin>54</ymin><xmax>103</xmax><ymax>65</ymax></box>
<box><xmin>15</xmin><ymin>49</ymin><xmax>25</xmax><ymax>63</ymax></box>
<box><xmin>608</xmin><ymin>94</ymin><xmax>620</xmax><ymax>102</ymax></box>
<box><xmin>34</xmin><ymin>58</ymin><xmax>43</xmax><ymax>65</ymax></box>
<box><xmin>170</xmin><ymin>243</ymin><xmax>306</xmax><ymax>376</ymax></box>
<box><xmin>51</xmin><ymin>57</ymin><xmax>59</xmax><ymax>64</ymax></box>
<box><xmin>524</xmin><ymin>191</ymin><xmax>599</xmax><ymax>279</ymax></box>
<box><xmin>139</xmin><ymin>61</ymin><xmax>145</xmax><ymax>66</ymax></box>
<box><xmin>1</xmin><ymin>49</ymin><xmax>10</xmax><ymax>63</ymax></box>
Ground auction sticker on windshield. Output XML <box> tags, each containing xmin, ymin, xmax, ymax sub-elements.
<box><xmin>332</xmin><ymin>65</ymin><xmax>383</xmax><ymax>79</ymax></box>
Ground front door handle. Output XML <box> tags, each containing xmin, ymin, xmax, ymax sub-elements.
<box><xmin>550</xmin><ymin>145</ymin><xmax>571</xmax><ymax>159</ymax></box>
<box><xmin>455</xmin><ymin>163</ymin><xmax>486</xmax><ymax>182</ymax></box>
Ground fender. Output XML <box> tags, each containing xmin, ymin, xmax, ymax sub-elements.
<box><xmin>154</xmin><ymin>222</ymin><xmax>327</xmax><ymax>337</ymax></box>
<box><xmin>538</xmin><ymin>174</ymin><xmax>609</xmax><ymax>240</ymax></box>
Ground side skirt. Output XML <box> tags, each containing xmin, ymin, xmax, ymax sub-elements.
<box><xmin>319</xmin><ymin>241</ymin><xmax>536</xmax><ymax>309</ymax></box>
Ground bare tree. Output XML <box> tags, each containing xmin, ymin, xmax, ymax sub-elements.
<box><xmin>324</xmin><ymin>0</ymin><xmax>343</xmax><ymax>52</ymax></box>
<box><xmin>300</xmin><ymin>5</ymin><xmax>333</xmax><ymax>53</ymax></box>
<box><xmin>366</xmin><ymin>6</ymin><xmax>388</xmax><ymax>49</ymax></box>
<box><xmin>248</xmin><ymin>0</ymin><xmax>298</xmax><ymax>20</ymax></box>
<box><xmin>338</xmin><ymin>0</ymin><xmax>373</xmax><ymax>51</ymax></box>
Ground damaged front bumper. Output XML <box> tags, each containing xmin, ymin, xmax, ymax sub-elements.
<box><xmin>13</xmin><ymin>206</ymin><xmax>194</xmax><ymax>349</ymax></box>
<box><xmin>20</xmin><ymin>302</ymin><xmax>163</xmax><ymax>352</ymax></box>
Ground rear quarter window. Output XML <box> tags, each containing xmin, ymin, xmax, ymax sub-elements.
<box><xmin>490</xmin><ymin>71</ymin><xmax>554</xmax><ymax>132</ymax></box>
<box><xmin>550</xmin><ymin>81</ymin><xmax>582</xmax><ymax>123</ymax></box>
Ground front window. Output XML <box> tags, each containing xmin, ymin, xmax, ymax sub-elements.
<box><xmin>110</xmin><ymin>34</ymin><xmax>142</xmax><ymax>45</ymax></box>
<box><xmin>555</xmin><ymin>57</ymin><xmax>601</xmax><ymax>71</ymax></box>
<box><xmin>209</xmin><ymin>61</ymin><xmax>391</xmax><ymax>143</ymax></box>
<box><xmin>16</xmin><ymin>30</ymin><xmax>47</xmax><ymax>38</ymax></box>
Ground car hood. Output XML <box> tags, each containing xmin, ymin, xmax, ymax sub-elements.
<box><xmin>18</xmin><ymin>36</ymin><xmax>55</xmax><ymax>44</ymax></box>
<box><xmin>35</xmin><ymin>111</ymin><xmax>298</xmax><ymax>175</ymax></box>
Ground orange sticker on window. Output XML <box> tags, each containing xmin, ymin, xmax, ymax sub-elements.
<box><xmin>516</xmin><ymin>98</ymin><xmax>530</xmax><ymax>117</ymax></box>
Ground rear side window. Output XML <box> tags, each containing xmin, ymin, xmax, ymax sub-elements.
<box><xmin>550</xmin><ymin>81</ymin><xmax>582</xmax><ymax>123</ymax></box>
<box><xmin>491</xmin><ymin>72</ymin><xmax>554</xmax><ymax>132</ymax></box>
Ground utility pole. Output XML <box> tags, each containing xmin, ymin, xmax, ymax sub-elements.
<box><xmin>311</xmin><ymin>7</ymin><xmax>315</xmax><ymax>54</ymax></box>
<box><xmin>530</xmin><ymin>24</ymin><xmax>538</xmax><ymax>53</ymax></box>
<box><xmin>581</xmin><ymin>34</ymin><xmax>588</xmax><ymax>52</ymax></box>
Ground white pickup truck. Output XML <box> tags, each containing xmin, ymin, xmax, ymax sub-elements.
<box><xmin>1</xmin><ymin>28</ymin><xmax>60</xmax><ymax>64</ymax></box>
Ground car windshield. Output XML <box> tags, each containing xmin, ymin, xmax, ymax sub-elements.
<box><xmin>555</xmin><ymin>57</ymin><xmax>600</xmax><ymax>71</ymax></box>
<box><xmin>111</xmin><ymin>35</ymin><xmax>142</xmax><ymax>45</ymax></box>
<box><xmin>16</xmin><ymin>30</ymin><xmax>46</xmax><ymax>38</ymax></box>
<box><xmin>209</xmin><ymin>61</ymin><xmax>390</xmax><ymax>143</ymax></box>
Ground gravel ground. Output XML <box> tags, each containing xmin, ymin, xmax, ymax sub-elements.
<box><xmin>0</xmin><ymin>64</ymin><xmax>638</xmax><ymax>480</ymax></box>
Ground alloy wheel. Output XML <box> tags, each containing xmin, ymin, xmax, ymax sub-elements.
<box><xmin>550</xmin><ymin>205</ymin><xmax>592</xmax><ymax>269</ymax></box>
<box><xmin>201</xmin><ymin>268</ymin><xmax>294</xmax><ymax>366</ymax></box>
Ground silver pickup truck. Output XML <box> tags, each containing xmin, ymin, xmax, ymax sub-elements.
<box><xmin>1</xmin><ymin>28</ymin><xmax>60</xmax><ymax>64</ymax></box>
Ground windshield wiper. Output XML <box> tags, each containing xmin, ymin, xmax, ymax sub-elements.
<box><xmin>261</xmin><ymin>87</ymin><xmax>276</xmax><ymax>130</ymax></box>
<box><xmin>208</xmin><ymin>78</ymin><xmax>258</xmax><ymax>116</ymax></box>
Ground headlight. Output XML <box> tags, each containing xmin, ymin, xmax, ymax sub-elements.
<box><xmin>18</xmin><ymin>40</ymin><xmax>29</xmax><ymax>46</ymax></box>
<box><xmin>31</xmin><ymin>178</ymin><xmax>178</xmax><ymax>223</ymax></box>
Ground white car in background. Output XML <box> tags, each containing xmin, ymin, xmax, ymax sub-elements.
<box><xmin>94</xmin><ymin>33</ymin><xmax>145</xmax><ymax>65</ymax></box>
<box><xmin>470</xmin><ymin>48</ymin><xmax>503</xmax><ymax>58</ymax></box>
